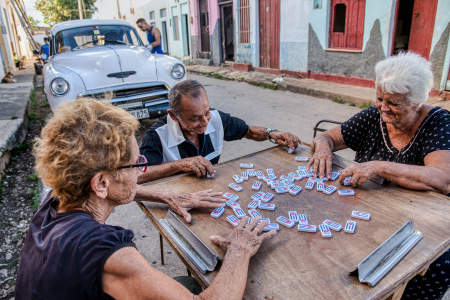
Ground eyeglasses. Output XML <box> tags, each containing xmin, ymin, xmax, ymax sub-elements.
<box><xmin>117</xmin><ymin>155</ymin><xmax>148</xmax><ymax>173</ymax></box>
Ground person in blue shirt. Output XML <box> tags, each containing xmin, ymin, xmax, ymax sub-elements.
<box><xmin>136</xmin><ymin>18</ymin><xmax>164</xmax><ymax>54</ymax></box>
<box><xmin>40</xmin><ymin>37</ymin><xmax>50</xmax><ymax>59</ymax></box>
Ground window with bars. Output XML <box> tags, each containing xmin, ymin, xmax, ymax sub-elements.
<box><xmin>239</xmin><ymin>0</ymin><xmax>250</xmax><ymax>44</ymax></box>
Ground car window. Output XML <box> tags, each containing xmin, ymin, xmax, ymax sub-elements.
<box><xmin>54</xmin><ymin>25</ymin><xmax>143</xmax><ymax>53</ymax></box>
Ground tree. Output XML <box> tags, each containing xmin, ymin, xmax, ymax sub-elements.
<box><xmin>35</xmin><ymin>0</ymin><xmax>97</xmax><ymax>26</ymax></box>
<box><xmin>28</xmin><ymin>16</ymin><xmax>40</xmax><ymax>27</ymax></box>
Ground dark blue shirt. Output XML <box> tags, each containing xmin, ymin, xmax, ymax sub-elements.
<box><xmin>15</xmin><ymin>193</ymin><xmax>136</xmax><ymax>300</ymax></box>
<box><xmin>40</xmin><ymin>43</ymin><xmax>49</xmax><ymax>57</ymax></box>
<box><xmin>140</xmin><ymin>110</ymin><xmax>249</xmax><ymax>165</ymax></box>
<box><xmin>147</xmin><ymin>26</ymin><xmax>164</xmax><ymax>54</ymax></box>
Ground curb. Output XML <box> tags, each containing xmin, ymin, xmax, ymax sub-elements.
<box><xmin>188</xmin><ymin>68</ymin><xmax>375</xmax><ymax>107</ymax></box>
<box><xmin>0</xmin><ymin>85</ymin><xmax>32</xmax><ymax>178</ymax></box>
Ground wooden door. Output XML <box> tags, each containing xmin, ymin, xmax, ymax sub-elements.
<box><xmin>329</xmin><ymin>0</ymin><xmax>365</xmax><ymax>49</ymax></box>
<box><xmin>259</xmin><ymin>0</ymin><xmax>280</xmax><ymax>69</ymax></box>
<box><xmin>199</xmin><ymin>0</ymin><xmax>210</xmax><ymax>53</ymax></box>
<box><xmin>407</xmin><ymin>0</ymin><xmax>438</xmax><ymax>59</ymax></box>
<box><xmin>220</xmin><ymin>3</ymin><xmax>234</xmax><ymax>61</ymax></box>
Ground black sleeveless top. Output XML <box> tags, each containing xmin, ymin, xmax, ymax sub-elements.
<box><xmin>15</xmin><ymin>193</ymin><xmax>136</xmax><ymax>300</ymax></box>
<box><xmin>341</xmin><ymin>106</ymin><xmax>450</xmax><ymax>165</ymax></box>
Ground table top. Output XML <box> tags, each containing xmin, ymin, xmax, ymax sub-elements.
<box><xmin>139</xmin><ymin>146</ymin><xmax>450</xmax><ymax>300</ymax></box>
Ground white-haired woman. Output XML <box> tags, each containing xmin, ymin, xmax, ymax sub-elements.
<box><xmin>308</xmin><ymin>52</ymin><xmax>449</xmax><ymax>299</ymax></box>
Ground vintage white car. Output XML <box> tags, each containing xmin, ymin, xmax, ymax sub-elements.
<box><xmin>43</xmin><ymin>19</ymin><xmax>186</xmax><ymax>119</ymax></box>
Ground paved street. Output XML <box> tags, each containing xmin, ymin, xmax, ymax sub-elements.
<box><xmin>106</xmin><ymin>73</ymin><xmax>362</xmax><ymax>277</ymax></box>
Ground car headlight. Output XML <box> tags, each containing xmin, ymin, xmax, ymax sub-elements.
<box><xmin>50</xmin><ymin>77</ymin><xmax>69</xmax><ymax>96</ymax></box>
<box><xmin>171</xmin><ymin>63</ymin><xmax>185</xmax><ymax>80</ymax></box>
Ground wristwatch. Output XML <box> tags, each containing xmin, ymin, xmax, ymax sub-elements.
<box><xmin>265</xmin><ymin>128</ymin><xmax>279</xmax><ymax>144</ymax></box>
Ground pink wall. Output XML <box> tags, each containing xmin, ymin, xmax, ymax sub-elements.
<box><xmin>188</xmin><ymin>0</ymin><xmax>221</xmax><ymax>35</ymax></box>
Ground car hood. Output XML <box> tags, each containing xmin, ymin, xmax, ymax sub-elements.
<box><xmin>51</xmin><ymin>46</ymin><xmax>158</xmax><ymax>90</ymax></box>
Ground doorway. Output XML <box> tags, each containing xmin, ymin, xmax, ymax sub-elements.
<box><xmin>161</xmin><ymin>21</ymin><xmax>169</xmax><ymax>54</ymax></box>
<box><xmin>181</xmin><ymin>14</ymin><xmax>190</xmax><ymax>56</ymax></box>
<box><xmin>392</xmin><ymin>0</ymin><xmax>438</xmax><ymax>58</ymax></box>
<box><xmin>199</xmin><ymin>0</ymin><xmax>210</xmax><ymax>53</ymax></box>
<box><xmin>259</xmin><ymin>0</ymin><xmax>280</xmax><ymax>69</ymax></box>
<box><xmin>220</xmin><ymin>2</ymin><xmax>234</xmax><ymax>61</ymax></box>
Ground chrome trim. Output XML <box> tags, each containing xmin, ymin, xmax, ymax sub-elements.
<box><xmin>78</xmin><ymin>81</ymin><xmax>169</xmax><ymax>97</ymax></box>
<box><xmin>144</xmin><ymin>99</ymin><xmax>169</xmax><ymax>107</ymax></box>
<box><xmin>109</xmin><ymin>90</ymin><xmax>168</xmax><ymax>103</ymax></box>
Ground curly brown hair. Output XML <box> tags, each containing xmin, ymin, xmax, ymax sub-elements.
<box><xmin>34</xmin><ymin>98</ymin><xmax>139</xmax><ymax>210</ymax></box>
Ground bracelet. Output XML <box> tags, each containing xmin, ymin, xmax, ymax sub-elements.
<box><xmin>265</xmin><ymin>128</ymin><xmax>279</xmax><ymax>144</ymax></box>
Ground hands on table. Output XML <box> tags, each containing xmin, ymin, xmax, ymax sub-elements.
<box><xmin>210</xmin><ymin>217</ymin><xmax>277</xmax><ymax>257</ymax></box>
<box><xmin>167</xmin><ymin>189</ymin><xmax>225</xmax><ymax>223</ymax></box>
<box><xmin>307</xmin><ymin>141</ymin><xmax>380</xmax><ymax>187</ymax></box>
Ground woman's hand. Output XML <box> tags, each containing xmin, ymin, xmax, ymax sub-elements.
<box><xmin>339</xmin><ymin>161</ymin><xmax>382</xmax><ymax>187</ymax></box>
<box><xmin>167</xmin><ymin>189</ymin><xmax>225</xmax><ymax>223</ymax></box>
<box><xmin>210</xmin><ymin>217</ymin><xmax>277</xmax><ymax>257</ymax></box>
<box><xmin>307</xmin><ymin>140</ymin><xmax>334</xmax><ymax>178</ymax></box>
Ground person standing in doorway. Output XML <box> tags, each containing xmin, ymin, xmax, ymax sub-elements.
<box><xmin>136</xmin><ymin>18</ymin><xmax>164</xmax><ymax>54</ymax></box>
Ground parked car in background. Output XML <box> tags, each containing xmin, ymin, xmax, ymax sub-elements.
<box><xmin>43</xmin><ymin>19</ymin><xmax>185</xmax><ymax>119</ymax></box>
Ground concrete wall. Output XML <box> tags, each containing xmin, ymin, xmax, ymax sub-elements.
<box><xmin>430</xmin><ymin>0</ymin><xmax>450</xmax><ymax>90</ymax></box>
<box><xmin>308</xmin><ymin>0</ymin><xmax>387</xmax><ymax>79</ymax></box>
<box><xmin>307</xmin><ymin>0</ymin><xmax>449</xmax><ymax>89</ymax></box>
<box><xmin>235</xmin><ymin>0</ymin><xmax>258</xmax><ymax>66</ymax></box>
<box><xmin>189</xmin><ymin>0</ymin><xmax>222</xmax><ymax>65</ymax></box>
<box><xmin>280</xmin><ymin>0</ymin><xmax>309</xmax><ymax>72</ymax></box>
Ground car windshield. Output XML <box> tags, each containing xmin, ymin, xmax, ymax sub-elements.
<box><xmin>54</xmin><ymin>25</ymin><xmax>142</xmax><ymax>53</ymax></box>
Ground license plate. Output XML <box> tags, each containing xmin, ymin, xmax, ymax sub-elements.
<box><xmin>129</xmin><ymin>108</ymin><xmax>149</xmax><ymax>120</ymax></box>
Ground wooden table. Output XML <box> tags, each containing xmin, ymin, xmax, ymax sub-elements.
<box><xmin>137</xmin><ymin>146</ymin><xmax>450</xmax><ymax>299</ymax></box>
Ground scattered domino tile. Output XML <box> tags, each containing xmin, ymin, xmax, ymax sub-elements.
<box><xmin>226</xmin><ymin>215</ymin><xmax>240</xmax><ymax>227</ymax></box>
<box><xmin>295</xmin><ymin>156</ymin><xmax>309</xmax><ymax>162</ymax></box>
<box><xmin>351</xmin><ymin>210</ymin><xmax>371</xmax><ymax>220</ymax></box>
<box><xmin>248</xmin><ymin>200</ymin><xmax>260</xmax><ymax>209</ymax></box>
<box><xmin>319</xmin><ymin>224</ymin><xmax>333</xmax><ymax>238</ymax></box>
<box><xmin>276</xmin><ymin>216</ymin><xmax>296</xmax><ymax>228</ymax></box>
<box><xmin>288</xmin><ymin>211</ymin><xmax>298</xmax><ymax>223</ymax></box>
<box><xmin>298</xmin><ymin>214</ymin><xmax>309</xmax><ymax>225</ymax></box>
<box><xmin>233</xmin><ymin>174</ymin><xmax>244</xmax><ymax>183</ymax></box>
<box><xmin>240</xmin><ymin>171</ymin><xmax>249</xmax><ymax>181</ymax></box>
<box><xmin>263</xmin><ymin>223</ymin><xmax>280</xmax><ymax>231</ymax></box>
<box><xmin>344</xmin><ymin>220</ymin><xmax>357</xmax><ymax>233</ymax></box>
<box><xmin>248</xmin><ymin>209</ymin><xmax>262</xmax><ymax>218</ymax></box>
<box><xmin>289</xmin><ymin>185</ymin><xmax>302</xmax><ymax>195</ymax></box>
<box><xmin>305</xmin><ymin>179</ymin><xmax>315</xmax><ymax>190</ymax></box>
<box><xmin>233</xmin><ymin>207</ymin><xmax>247</xmax><ymax>218</ymax></box>
<box><xmin>338</xmin><ymin>189</ymin><xmax>355</xmax><ymax>196</ymax></box>
<box><xmin>261</xmin><ymin>192</ymin><xmax>275</xmax><ymax>203</ymax></box>
<box><xmin>259</xmin><ymin>203</ymin><xmax>276</xmax><ymax>210</ymax></box>
<box><xmin>240</xmin><ymin>163</ymin><xmax>254</xmax><ymax>169</ymax></box>
<box><xmin>323</xmin><ymin>185</ymin><xmax>337</xmax><ymax>195</ymax></box>
<box><xmin>322</xmin><ymin>219</ymin><xmax>343</xmax><ymax>231</ymax></box>
<box><xmin>298</xmin><ymin>224</ymin><xmax>317</xmax><ymax>233</ymax></box>
<box><xmin>252</xmin><ymin>181</ymin><xmax>262</xmax><ymax>190</ymax></box>
<box><xmin>343</xmin><ymin>176</ymin><xmax>352</xmax><ymax>186</ymax></box>
<box><xmin>228</xmin><ymin>183</ymin><xmax>243</xmax><ymax>192</ymax></box>
<box><xmin>210</xmin><ymin>207</ymin><xmax>224</xmax><ymax>218</ymax></box>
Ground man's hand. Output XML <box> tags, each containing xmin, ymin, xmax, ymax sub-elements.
<box><xmin>339</xmin><ymin>161</ymin><xmax>382</xmax><ymax>187</ymax></box>
<box><xmin>166</xmin><ymin>189</ymin><xmax>225</xmax><ymax>223</ymax></box>
<box><xmin>210</xmin><ymin>217</ymin><xmax>276</xmax><ymax>257</ymax></box>
<box><xmin>270</xmin><ymin>131</ymin><xmax>301</xmax><ymax>150</ymax></box>
<box><xmin>176</xmin><ymin>156</ymin><xmax>215</xmax><ymax>177</ymax></box>
<box><xmin>307</xmin><ymin>140</ymin><xmax>334</xmax><ymax>178</ymax></box>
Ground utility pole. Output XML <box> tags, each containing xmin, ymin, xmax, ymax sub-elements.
<box><xmin>116</xmin><ymin>0</ymin><xmax>122</xmax><ymax>19</ymax></box>
<box><xmin>77</xmin><ymin>0</ymin><xmax>84</xmax><ymax>19</ymax></box>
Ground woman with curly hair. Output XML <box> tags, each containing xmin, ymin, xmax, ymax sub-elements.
<box><xmin>15</xmin><ymin>98</ymin><xmax>276</xmax><ymax>299</ymax></box>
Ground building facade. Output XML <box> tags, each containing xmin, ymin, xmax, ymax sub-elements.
<box><xmin>0</xmin><ymin>0</ymin><xmax>33</xmax><ymax>78</ymax></box>
<box><xmin>232</xmin><ymin>0</ymin><xmax>449</xmax><ymax>91</ymax></box>
<box><xmin>94</xmin><ymin>0</ymin><xmax>192</xmax><ymax>61</ymax></box>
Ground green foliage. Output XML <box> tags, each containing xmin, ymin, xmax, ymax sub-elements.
<box><xmin>360</xmin><ymin>104</ymin><xmax>370</xmax><ymax>109</ymax></box>
<box><xmin>332</xmin><ymin>97</ymin><xmax>345</xmax><ymax>104</ymax></box>
<box><xmin>29</xmin><ymin>173</ymin><xmax>40</xmax><ymax>181</ymax></box>
<box><xmin>32</xmin><ymin>181</ymin><xmax>41</xmax><ymax>210</ymax></box>
<box><xmin>213</xmin><ymin>73</ymin><xmax>223</xmax><ymax>79</ymax></box>
<box><xmin>348</xmin><ymin>103</ymin><xmax>356</xmax><ymax>107</ymax></box>
<box><xmin>10</xmin><ymin>115</ymin><xmax>18</xmax><ymax>120</ymax></box>
<box><xmin>28</xmin><ymin>16</ymin><xmax>40</xmax><ymax>27</ymax></box>
<box><xmin>35</xmin><ymin>0</ymin><xmax>97</xmax><ymax>26</ymax></box>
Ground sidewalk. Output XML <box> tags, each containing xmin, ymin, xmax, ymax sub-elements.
<box><xmin>187</xmin><ymin>64</ymin><xmax>450</xmax><ymax>111</ymax></box>
<box><xmin>0</xmin><ymin>66</ymin><xmax>34</xmax><ymax>177</ymax></box>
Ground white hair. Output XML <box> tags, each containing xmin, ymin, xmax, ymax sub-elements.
<box><xmin>375</xmin><ymin>52</ymin><xmax>433</xmax><ymax>104</ymax></box>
